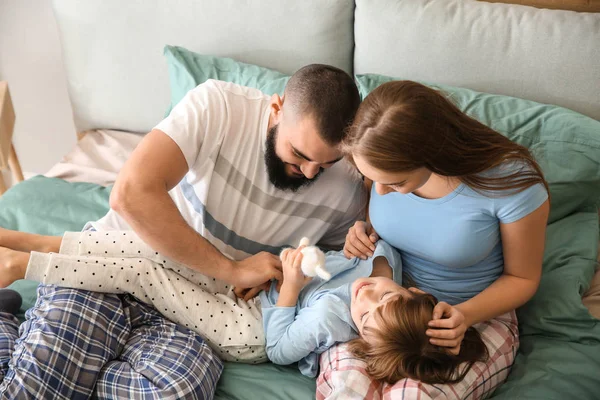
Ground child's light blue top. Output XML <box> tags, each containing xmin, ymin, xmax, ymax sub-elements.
<box><xmin>369</xmin><ymin>163</ymin><xmax>548</xmax><ymax>305</ymax></box>
<box><xmin>259</xmin><ymin>241</ymin><xmax>401</xmax><ymax>377</ymax></box>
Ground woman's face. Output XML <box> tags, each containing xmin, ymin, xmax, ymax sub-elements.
<box><xmin>353</xmin><ymin>154</ymin><xmax>432</xmax><ymax>195</ymax></box>
<box><xmin>350</xmin><ymin>276</ymin><xmax>413</xmax><ymax>336</ymax></box>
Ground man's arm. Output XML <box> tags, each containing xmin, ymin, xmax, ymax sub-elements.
<box><xmin>110</xmin><ymin>129</ymin><xmax>235</xmax><ymax>280</ymax></box>
<box><xmin>110</xmin><ymin>129</ymin><xmax>282</xmax><ymax>288</ymax></box>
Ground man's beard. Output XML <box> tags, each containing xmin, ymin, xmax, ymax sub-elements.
<box><xmin>264</xmin><ymin>125</ymin><xmax>322</xmax><ymax>192</ymax></box>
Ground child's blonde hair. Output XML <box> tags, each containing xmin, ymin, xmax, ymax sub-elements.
<box><xmin>347</xmin><ymin>293</ymin><xmax>489</xmax><ymax>385</ymax></box>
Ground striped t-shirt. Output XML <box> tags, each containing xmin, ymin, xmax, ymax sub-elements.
<box><xmin>92</xmin><ymin>80</ymin><xmax>367</xmax><ymax>260</ymax></box>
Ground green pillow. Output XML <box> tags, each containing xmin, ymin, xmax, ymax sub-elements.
<box><xmin>164</xmin><ymin>45</ymin><xmax>290</xmax><ymax>116</ymax></box>
<box><xmin>1</xmin><ymin>176</ymin><xmax>112</xmax><ymax>321</ymax></box>
<box><xmin>355</xmin><ymin>74</ymin><xmax>600</xmax><ymax>224</ymax></box>
<box><xmin>517</xmin><ymin>207</ymin><xmax>599</xmax><ymax>341</ymax></box>
<box><xmin>493</xmin><ymin>208</ymin><xmax>600</xmax><ymax>399</ymax></box>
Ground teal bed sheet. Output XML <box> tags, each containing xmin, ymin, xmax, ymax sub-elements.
<box><xmin>4</xmin><ymin>176</ymin><xmax>315</xmax><ymax>400</ymax></box>
<box><xmin>493</xmin><ymin>209</ymin><xmax>600</xmax><ymax>399</ymax></box>
<box><xmin>4</xmin><ymin>176</ymin><xmax>600</xmax><ymax>399</ymax></box>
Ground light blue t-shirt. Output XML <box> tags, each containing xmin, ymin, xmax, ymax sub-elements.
<box><xmin>259</xmin><ymin>241</ymin><xmax>402</xmax><ymax>377</ymax></box>
<box><xmin>369</xmin><ymin>164</ymin><xmax>548</xmax><ymax>305</ymax></box>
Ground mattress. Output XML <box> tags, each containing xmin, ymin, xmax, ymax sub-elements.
<box><xmin>45</xmin><ymin>129</ymin><xmax>144</xmax><ymax>187</ymax></box>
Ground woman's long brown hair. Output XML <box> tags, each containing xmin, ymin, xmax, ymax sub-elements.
<box><xmin>343</xmin><ymin>80</ymin><xmax>549</xmax><ymax>195</ymax></box>
<box><xmin>348</xmin><ymin>294</ymin><xmax>489</xmax><ymax>385</ymax></box>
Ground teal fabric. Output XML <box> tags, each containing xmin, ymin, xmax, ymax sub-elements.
<box><xmin>518</xmin><ymin>209</ymin><xmax>599</xmax><ymax>341</ymax></box>
<box><xmin>494</xmin><ymin>209</ymin><xmax>600</xmax><ymax>399</ymax></box>
<box><xmin>3</xmin><ymin>176</ymin><xmax>112</xmax><ymax>321</ymax></box>
<box><xmin>215</xmin><ymin>363</ymin><xmax>314</xmax><ymax>400</ymax></box>
<box><xmin>2</xmin><ymin>176</ymin><xmax>315</xmax><ymax>399</ymax></box>
<box><xmin>355</xmin><ymin>74</ymin><xmax>600</xmax><ymax>225</ymax></box>
<box><xmin>356</xmin><ymin>74</ymin><xmax>600</xmax><ymax>399</ymax></box>
<box><xmin>164</xmin><ymin>45</ymin><xmax>290</xmax><ymax>116</ymax></box>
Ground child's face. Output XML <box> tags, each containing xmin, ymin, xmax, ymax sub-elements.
<box><xmin>350</xmin><ymin>277</ymin><xmax>413</xmax><ymax>336</ymax></box>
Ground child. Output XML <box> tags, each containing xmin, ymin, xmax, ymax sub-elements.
<box><xmin>261</xmin><ymin>241</ymin><xmax>488</xmax><ymax>383</ymax></box>
<box><xmin>6</xmin><ymin>231</ymin><xmax>487</xmax><ymax>383</ymax></box>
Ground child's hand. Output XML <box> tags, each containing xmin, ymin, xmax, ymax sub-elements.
<box><xmin>280</xmin><ymin>246</ymin><xmax>312</xmax><ymax>294</ymax></box>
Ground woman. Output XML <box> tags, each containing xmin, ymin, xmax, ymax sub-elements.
<box><xmin>342</xmin><ymin>80</ymin><xmax>549</xmax><ymax>354</ymax></box>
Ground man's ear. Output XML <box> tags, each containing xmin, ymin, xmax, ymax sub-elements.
<box><xmin>270</xmin><ymin>93</ymin><xmax>284</xmax><ymax>124</ymax></box>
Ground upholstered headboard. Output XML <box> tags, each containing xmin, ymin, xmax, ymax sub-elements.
<box><xmin>52</xmin><ymin>0</ymin><xmax>600</xmax><ymax>135</ymax></box>
<box><xmin>51</xmin><ymin>0</ymin><xmax>355</xmax><ymax>134</ymax></box>
<box><xmin>353</xmin><ymin>0</ymin><xmax>600</xmax><ymax>121</ymax></box>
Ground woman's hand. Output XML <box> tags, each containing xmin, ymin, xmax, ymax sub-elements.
<box><xmin>343</xmin><ymin>221</ymin><xmax>379</xmax><ymax>260</ymax></box>
<box><xmin>426</xmin><ymin>302</ymin><xmax>468</xmax><ymax>355</ymax></box>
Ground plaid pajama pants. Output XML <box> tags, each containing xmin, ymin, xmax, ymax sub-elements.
<box><xmin>0</xmin><ymin>284</ymin><xmax>223</xmax><ymax>399</ymax></box>
<box><xmin>26</xmin><ymin>230</ymin><xmax>266</xmax><ymax>363</ymax></box>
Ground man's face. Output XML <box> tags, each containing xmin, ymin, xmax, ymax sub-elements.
<box><xmin>264</xmin><ymin>112</ymin><xmax>343</xmax><ymax>192</ymax></box>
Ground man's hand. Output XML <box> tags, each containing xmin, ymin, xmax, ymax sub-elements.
<box><xmin>233</xmin><ymin>282</ymin><xmax>271</xmax><ymax>302</ymax></box>
<box><xmin>343</xmin><ymin>221</ymin><xmax>379</xmax><ymax>260</ymax></box>
<box><xmin>230</xmin><ymin>252</ymin><xmax>283</xmax><ymax>301</ymax></box>
<box><xmin>426</xmin><ymin>302</ymin><xmax>468</xmax><ymax>355</ymax></box>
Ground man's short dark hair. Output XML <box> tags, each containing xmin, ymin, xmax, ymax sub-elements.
<box><xmin>284</xmin><ymin>64</ymin><xmax>360</xmax><ymax>145</ymax></box>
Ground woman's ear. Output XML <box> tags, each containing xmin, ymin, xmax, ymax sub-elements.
<box><xmin>408</xmin><ymin>287</ymin><xmax>426</xmax><ymax>295</ymax></box>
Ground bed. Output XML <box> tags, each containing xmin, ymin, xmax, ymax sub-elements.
<box><xmin>5</xmin><ymin>0</ymin><xmax>600</xmax><ymax>399</ymax></box>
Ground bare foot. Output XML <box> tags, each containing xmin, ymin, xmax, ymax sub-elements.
<box><xmin>0</xmin><ymin>247</ymin><xmax>30</xmax><ymax>288</ymax></box>
<box><xmin>0</xmin><ymin>227</ymin><xmax>61</xmax><ymax>253</ymax></box>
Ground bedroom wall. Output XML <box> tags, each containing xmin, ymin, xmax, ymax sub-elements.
<box><xmin>0</xmin><ymin>0</ymin><xmax>76</xmax><ymax>178</ymax></box>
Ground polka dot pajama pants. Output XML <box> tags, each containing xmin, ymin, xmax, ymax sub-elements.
<box><xmin>25</xmin><ymin>230</ymin><xmax>266</xmax><ymax>363</ymax></box>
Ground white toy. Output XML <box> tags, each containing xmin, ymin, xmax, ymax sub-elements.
<box><xmin>280</xmin><ymin>237</ymin><xmax>331</xmax><ymax>281</ymax></box>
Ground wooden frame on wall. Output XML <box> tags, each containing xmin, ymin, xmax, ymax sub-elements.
<box><xmin>481</xmin><ymin>0</ymin><xmax>600</xmax><ymax>12</ymax></box>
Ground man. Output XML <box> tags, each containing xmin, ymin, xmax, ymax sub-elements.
<box><xmin>0</xmin><ymin>64</ymin><xmax>366</xmax><ymax>399</ymax></box>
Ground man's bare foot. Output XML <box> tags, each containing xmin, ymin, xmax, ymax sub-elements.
<box><xmin>0</xmin><ymin>227</ymin><xmax>61</xmax><ymax>253</ymax></box>
<box><xmin>0</xmin><ymin>246</ymin><xmax>30</xmax><ymax>288</ymax></box>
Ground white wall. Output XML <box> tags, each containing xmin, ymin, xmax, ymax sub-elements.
<box><xmin>0</xmin><ymin>0</ymin><xmax>76</xmax><ymax>176</ymax></box>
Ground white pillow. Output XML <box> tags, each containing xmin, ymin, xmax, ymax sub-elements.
<box><xmin>354</xmin><ymin>0</ymin><xmax>600</xmax><ymax>120</ymax></box>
